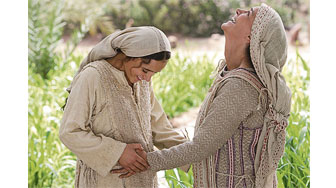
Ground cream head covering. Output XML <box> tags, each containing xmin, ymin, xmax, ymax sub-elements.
<box><xmin>67</xmin><ymin>26</ymin><xmax>171</xmax><ymax>92</ymax></box>
<box><xmin>250</xmin><ymin>3</ymin><xmax>292</xmax><ymax>188</ymax></box>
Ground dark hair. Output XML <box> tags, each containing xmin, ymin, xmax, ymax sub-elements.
<box><xmin>141</xmin><ymin>51</ymin><xmax>171</xmax><ymax>61</ymax></box>
<box><xmin>117</xmin><ymin>48</ymin><xmax>171</xmax><ymax>64</ymax></box>
<box><xmin>246</xmin><ymin>45</ymin><xmax>253</xmax><ymax>66</ymax></box>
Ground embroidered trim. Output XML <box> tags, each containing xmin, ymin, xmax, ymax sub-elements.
<box><xmin>228</xmin><ymin>138</ymin><xmax>234</xmax><ymax>188</ymax></box>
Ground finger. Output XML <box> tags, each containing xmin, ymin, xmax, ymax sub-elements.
<box><xmin>111</xmin><ymin>168</ymin><xmax>128</xmax><ymax>174</ymax></box>
<box><xmin>135</xmin><ymin>153</ymin><xmax>149</xmax><ymax>168</ymax></box>
<box><xmin>129</xmin><ymin>165</ymin><xmax>141</xmax><ymax>173</ymax></box>
<box><xmin>133</xmin><ymin>161</ymin><xmax>146</xmax><ymax>171</ymax></box>
<box><xmin>131</xmin><ymin>143</ymin><xmax>144</xmax><ymax>151</ymax></box>
<box><xmin>135</xmin><ymin>149</ymin><xmax>149</xmax><ymax>165</ymax></box>
<box><xmin>125</xmin><ymin>167</ymin><xmax>135</xmax><ymax>174</ymax></box>
<box><xmin>119</xmin><ymin>172</ymin><xmax>136</xmax><ymax>179</ymax></box>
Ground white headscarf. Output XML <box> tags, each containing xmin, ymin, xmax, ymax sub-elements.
<box><xmin>250</xmin><ymin>4</ymin><xmax>292</xmax><ymax>187</ymax></box>
<box><xmin>67</xmin><ymin>26</ymin><xmax>171</xmax><ymax>92</ymax></box>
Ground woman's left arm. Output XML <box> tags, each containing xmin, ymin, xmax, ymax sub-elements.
<box><xmin>147</xmin><ymin>78</ymin><xmax>259</xmax><ymax>171</ymax></box>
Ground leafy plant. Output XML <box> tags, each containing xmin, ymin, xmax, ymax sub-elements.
<box><xmin>165</xmin><ymin>167</ymin><xmax>194</xmax><ymax>188</ymax></box>
<box><xmin>28</xmin><ymin>0</ymin><xmax>66</xmax><ymax>79</ymax></box>
<box><xmin>28</xmin><ymin>54</ymin><xmax>79</xmax><ymax>187</ymax></box>
<box><xmin>28</xmin><ymin>0</ymin><xmax>88</xmax><ymax>80</ymax></box>
<box><xmin>277</xmin><ymin>49</ymin><xmax>310</xmax><ymax>188</ymax></box>
<box><xmin>63</xmin><ymin>0</ymin><xmax>115</xmax><ymax>36</ymax></box>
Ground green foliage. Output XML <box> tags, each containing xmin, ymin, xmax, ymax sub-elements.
<box><xmin>28</xmin><ymin>54</ymin><xmax>82</xmax><ymax>187</ymax></box>
<box><xmin>152</xmin><ymin>53</ymin><xmax>216</xmax><ymax>118</ymax></box>
<box><xmin>28</xmin><ymin>0</ymin><xmax>87</xmax><ymax>185</ymax></box>
<box><xmin>165</xmin><ymin>167</ymin><xmax>194</xmax><ymax>188</ymax></box>
<box><xmin>28</xmin><ymin>0</ymin><xmax>88</xmax><ymax>80</ymax></box>
<box><xmin>28</xmin><ymin>0</ymin><xmax>66</xmax><ymax>79</ymax></box>
<box><xmin>93</xmin><ymin>0</ymin><xmax>308</xmax><ymax>37</ymax></box>
<box><xmin>63</xmin><ymin>0</ymin><xmax>115</xmax><ymax>36</ymax></box>
<box><xmin>107</xmin><ymin>0</ymin><xmax>240</xmax><ymax>37</ymax></box>
<box><xmin>264</xmin><ymin>0</ymin><xmax>309</xmax><ymax>29</ymax></box>
<box><xmin>277</xmin><ymin>50</ymin><xmax>310</xmax><ymax>188</ymax></box>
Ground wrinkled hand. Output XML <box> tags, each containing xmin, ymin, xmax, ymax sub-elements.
<box><xmin>112</xmin><ymin>147</ymin><xmax>148</xmax><ymax>178</ymax></box>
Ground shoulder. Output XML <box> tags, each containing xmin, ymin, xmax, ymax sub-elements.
<box><xmin>72</xmin><ymin>66</ymin><xmax>101</xmax><ymax>88</ymax></box>
<box><xmin>218</xmin><ymin>76</ymin><xmax>260</xmax><ymax>99</ymax></box>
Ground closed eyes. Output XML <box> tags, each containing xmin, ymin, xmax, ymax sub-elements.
<box><xmin>143</xmin><ymin>68</ymin><xmax>158</xmax><ymax>74</ymax></box>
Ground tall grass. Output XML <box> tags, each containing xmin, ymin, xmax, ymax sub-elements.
<box><xmin>28</xmin><ymin>55</ymin><xmax>82</xmax><ymax>187</ymax></box>
<box><xmin>277</xmin><ymin>50</ymin><xmax>310</xmax><ymax>188</ymax></box>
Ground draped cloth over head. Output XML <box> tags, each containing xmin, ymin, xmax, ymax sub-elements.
<box><xmin>250</xmin><ymin>4</ymin><xmax>292</xmax><ymax>187</ymax></box>
<box><xmin>66</xmin><ymin>26</ymin><xmax>171</xmax><ymax>93</ymax></box>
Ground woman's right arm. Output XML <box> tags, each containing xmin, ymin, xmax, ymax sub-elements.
<box><xmin>59</xmin><ymin>67</ymin><xmax>127</xmax><ymax>177</ymax></box>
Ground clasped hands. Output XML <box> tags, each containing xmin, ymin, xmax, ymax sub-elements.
<box><xmin>111</xmin><ymin>143</ymin><xmax>149</xmax><ymax>178</ymax></box>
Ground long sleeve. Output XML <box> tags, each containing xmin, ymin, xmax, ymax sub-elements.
<box><xmin>150</xmin><ymin>86</ymin><xmax>188</xmax><ymax>150</ymax></box>
<box><xmin>147</xmin><ymin>78</ymin><xmax>260</xmax><ymax>171</ymax></box>
<box><xmin>59</xmin><ymin>67</ymin><xmax>126</xmax><ymax>177</ymax></box>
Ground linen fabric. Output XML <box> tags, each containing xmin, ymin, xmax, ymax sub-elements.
<box><xmin>147</xmin><ymin>67</ymin><xmax>268</xmax><ymax>188</ymax></box>
<box><xmin>67</xmin><ymin>26</ymin><xmax>171</xmax><ymax>93</ymax></box>
<box><xmin>60</xmin><ymin>60</ymin><xmax>188</xmax><ymax>187</ymax></box>
<box><xmin>147</xmin><ymin>3</ymin><xmax>292</xmax><ymax>188</ymax></box>
<box><xmin>60</xmin><ymin>26</ymin><xmax>188</xmax><ymax>187</ymax></box>
<box><xmin>250</xmin><ymin>4</ymin><xmax>292</xmax><ymax>187</ymax></box>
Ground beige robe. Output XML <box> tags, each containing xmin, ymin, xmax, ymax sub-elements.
<box><xmin>59</xmin><ymin>60</ymin><xmax>188</xmax><ymax>188</ymax></box>
<box><xmin>147</xmin><ymin>68</ymin><xmax>269</xmax><ymax>188</ymax></box>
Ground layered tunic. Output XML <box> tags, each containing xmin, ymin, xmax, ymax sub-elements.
<box><xmin>59</xmin><ymin>60</ymin><xmax>188</xmax><ymax>188</ymax></box>
<box><xmin>147</xmin><ymin>67</ymin><xmax>269</xmax><ymax>188</ymax></box>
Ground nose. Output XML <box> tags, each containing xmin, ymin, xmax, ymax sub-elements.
<box><xmin>235</xmin><ymin>8</ymin><xmax>244</xmax><ymax>15</ymax></box>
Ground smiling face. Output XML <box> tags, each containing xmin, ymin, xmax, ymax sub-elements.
<box><xmin>220</xmin><ymin>7</ymin><xmax>259</xmax><ymax>70</ymax></box>
<box><xmin>124</xmin><ymin>58</ymin><xmax>167</xmax><ymax>85</ymax></box>
<box><xmin>221</xmin><ymin>7</ymin><xmax>259</xmax><ymax>44</ymax></box>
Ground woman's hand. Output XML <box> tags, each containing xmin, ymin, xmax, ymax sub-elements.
<box><xmin>112</xmin><ymin>147</ymin><xmax>148</xmax><ymax>178</ymax></box>
<box><xmin>116</xmin><ymin>144</ymin><xmax>149</xmax><ymax>176</ymax></box>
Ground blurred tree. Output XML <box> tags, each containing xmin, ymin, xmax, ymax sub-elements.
<box><xmin>63</xmin><ymin>0</ymin><xmax>116</xmax><ymax>36</ymax></box>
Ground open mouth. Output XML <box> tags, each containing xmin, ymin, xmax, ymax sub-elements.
<box><xmin>230</xmin><ymin>17</ymin><xmax>236</xmax><ymax>24</ymax></box>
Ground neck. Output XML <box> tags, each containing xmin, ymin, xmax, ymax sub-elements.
<box><xmin>224</xmin><ymin>38</ymin><xmax>252</xmax><ymax>70</ymax></box>
<box><xmin>106</xmin><ymin>53</ymin><xmax>125</xmax><ymax>71</ymax></box>
<box><xmin>106</xmin><ymin>54</ymin><xmax>134</xmax><ymax>87</ymax></box>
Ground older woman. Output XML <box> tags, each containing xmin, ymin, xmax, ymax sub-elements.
<box><xmin>59</xmin><ymin>26</ymin><xmax>189</xmax><ymax>188</ymax></box>
<box><xmin>113</xmin><ymin>3</ymin><xmax>291</xmax><ymax>188</ymax></box>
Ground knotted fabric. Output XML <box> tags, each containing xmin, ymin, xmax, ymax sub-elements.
<box><xmin>250</xmin><ymin>4</ymin><xmax>292</xmax><ymax>187</ymax></box>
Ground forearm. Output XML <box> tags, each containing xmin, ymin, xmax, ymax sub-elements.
<box><xmin>59</xmin><ymin>122</ymin><xmax>127</xmax><ymax>176</ymax></box>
